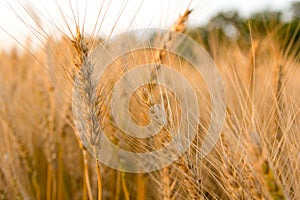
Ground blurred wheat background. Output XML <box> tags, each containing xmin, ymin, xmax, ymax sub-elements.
<box><xmin>0</xmin><ymin>1</ymin><xmax>299</xmax><ymax>200</ymax></box>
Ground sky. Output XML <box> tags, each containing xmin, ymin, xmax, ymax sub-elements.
<box><xmin>0</xmin><ymin>0</ymin><xmax>296</xmax><ymax>50</ymax></box>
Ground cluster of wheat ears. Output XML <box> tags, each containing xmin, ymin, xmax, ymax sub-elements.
<box><xmin>0</xmin><ymin>1</ymin><xmax>299</xmax><ymax>200</ymax></box>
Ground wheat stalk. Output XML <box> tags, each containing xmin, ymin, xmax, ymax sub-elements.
<box><xmin>72</xmin><ymin>28</ymin><xmax>102</xmax><ymax>200</ymax></box>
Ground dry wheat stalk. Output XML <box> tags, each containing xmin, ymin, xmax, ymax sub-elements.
<box><xmin>71</xmin><ymin>27</ymin><xmax>103</xmax><ymax>200</ymax></box>
<box><xmin>144</xmin><ymin>8</ymin><xmax>204</xmax><ymax>200</ymax></box>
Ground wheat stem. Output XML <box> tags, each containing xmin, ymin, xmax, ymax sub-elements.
<box><xmin>122</xmin><ymin>172</ymin><xmax>130</xmax><ymax>200</ymax></box>
<box><xmin>96</xmin><ymin>160</ymin><xmax>102</xmax><ymax>200</ymax></box>
<box><xmin>83</xmin><ymin>149</ymin><xmax>93</xmax><ymax>200</ymax></box>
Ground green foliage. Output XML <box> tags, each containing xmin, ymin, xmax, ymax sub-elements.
<box><xmin>189</xmin><ymin>3</ymin><xmax>300</xmax><ymax>60</ymax></box>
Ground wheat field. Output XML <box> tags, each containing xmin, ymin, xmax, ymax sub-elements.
<box><xmin>0</xmin><ymin>1</ymin><xmax>299</xmax><ymax>200</ymax></box>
